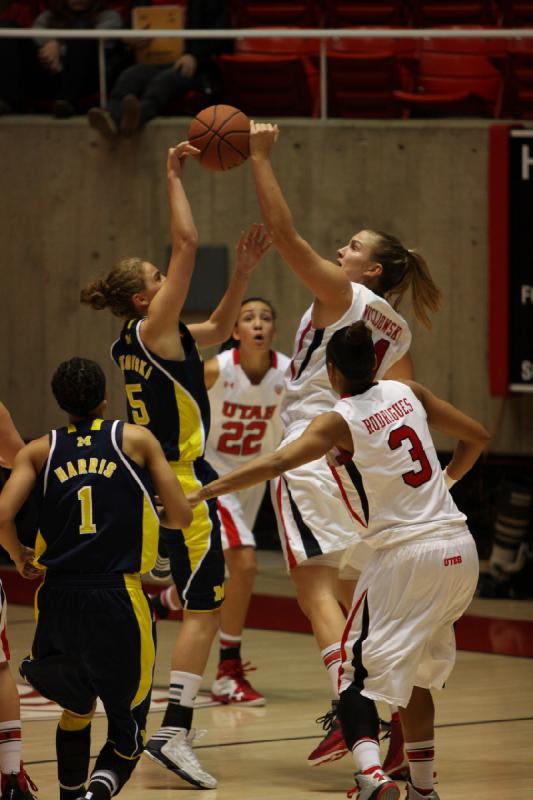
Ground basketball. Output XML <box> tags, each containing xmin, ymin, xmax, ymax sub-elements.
<box><xmin>188</xmin><ymin>105</ymin><xmax>250</xmax><ymax>172</ymax></box>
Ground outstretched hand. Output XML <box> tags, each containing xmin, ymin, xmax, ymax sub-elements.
<box><xmin>250</xmin><ymin>121</ymin><xmax>280</xmax><ymax>159</ymax></box>
<box><xmin>235</xmin><ymin>223</ymin><xmax>273</xmax><ymax>277</ymax></box>
<box><xmin>167</xmin><ymin>142</ymin><xmax>201</xmax><ymax>178</ymax></box>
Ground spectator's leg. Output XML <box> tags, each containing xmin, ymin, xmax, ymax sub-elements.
<box><xmin>107</xmin><ymin>64</ymin><xmax>160</xmax><ymax>125</ymax></box>
<box><xmin>138</xmin><ymin>67</ymin><xmax>200</xmax><ymax>124</ymax></box>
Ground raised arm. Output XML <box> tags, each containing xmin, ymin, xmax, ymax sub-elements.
<box><xmin>188</xmin><ymin>224</ymin><xmax>271</xmax><ymax>349</ymax></box>
<box><xmin>0</xmin><ymin>402</ymin><xmax>25</xmax><ymax>468</ymax></box>
<box><xmin>189</xmin><ymin>412</ymin><xmax>351</xmax><ymax>505</ymax></box>
<box><xmin>405</xmin><ymin>381</ymin><xmax>490</xmax><ymax>481</ymax></box>
<box><xmin>141</xmin><ymin>143</ymin><xmax>200</xmax><ymax>351</ymax></box>
<box><xmin>249</xmin><ymin>122</ymin><xmax>352</xmax><ymax>314</ymax></box>
<box><xmin>0</xmin><ymin>439</ymin><xmax>48</xmax><ymax>578</ymax></box>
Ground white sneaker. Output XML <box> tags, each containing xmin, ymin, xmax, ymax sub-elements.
<box><xmin>348</xmin><ymin>771</ymin><xmax>400</xmax><ymax>800</ymax></box>
<box><xmin>144</xmin><ymin>729</ymin><xmax>217</xmax><ymax>789</ymax></box>
<box><xmin>406</xmin><ymin>784</ymin><xmax>440</xmax><ymax>800</ymax></box>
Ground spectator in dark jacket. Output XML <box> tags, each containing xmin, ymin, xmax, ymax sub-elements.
<box><xmin>32</xmin><ymin>0</ymin><xmax>122</xmax><ymax>118</ymax></box>
<box><xmin>88</xmin><ymin>0</ymin><xmax>231</xmax><ymax>141</ymax></box>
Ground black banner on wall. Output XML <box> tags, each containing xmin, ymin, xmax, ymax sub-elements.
<box><xmin>509</xmin><ymin>131</ymin><xmax>533</xmax><ymax>392</ymax></box>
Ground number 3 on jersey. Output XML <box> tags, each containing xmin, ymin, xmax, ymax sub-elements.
<box><xmin>125</xmin><ymin>383</ymin><xmax>150</xmax><ymax>425</ymax></box>
<box><xmin>388</xmin><ymin>424</ymin><xmax>433</xmax><ymax>487</ymax></box>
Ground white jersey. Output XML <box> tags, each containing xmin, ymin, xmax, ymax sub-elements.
<box><xmin>330</xmin><ymin>381</ymin><xmax>466</xmax><ymax>549</ymax></box>
<box><xmin>206</xmin><ymin>348</ymin><xmax>290</xmax><ymax>476</ymax></box>
<box><xmin>281</xmin><ymin>283</ymin><xmax>412</xmax><ymax>437</ymax></box>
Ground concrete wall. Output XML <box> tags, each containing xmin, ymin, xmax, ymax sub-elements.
<box><xmin>1</xmin><ymin>116</ymin><xmax>530</xmax><ymax>453</ymax></box>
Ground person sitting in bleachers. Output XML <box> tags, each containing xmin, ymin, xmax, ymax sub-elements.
<box><xmin>88</xmin><ymin>0</ymin><xmax>231</xmax><ymax>141</ymax></box>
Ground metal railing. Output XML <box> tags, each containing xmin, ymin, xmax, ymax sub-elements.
<box><xmin>1</xmin><ymin>26</ymin><xmax>532</xmax><ymax>118</ymax></box>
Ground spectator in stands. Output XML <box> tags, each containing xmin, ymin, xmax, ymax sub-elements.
<box><xmin>88</xmin><ymin>0</ymin><xmax>231</xmax><ymax>141</ymax></box>
<box><xmin>0</xmin><ymin>1</ymin><xmax>39</xmax><ymax>115</ymax></box>
<box><xmin>32</xmin><ymin>0</ymin><xmax>122</xmax><ymax>118</ymax></box>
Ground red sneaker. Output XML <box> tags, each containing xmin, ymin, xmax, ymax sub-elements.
<box><xmin>1</xmin><ymin>764</ymin><xmax>38</xmax><ymax>799</ymax></box>
<box><xmin>382</xmin><ymin>714</ymin><xmax>409</xmax><ymax>781</ymax></box>
<box><xmin>307</xmin><ymin>701</ymin><xmax>349</xmax><ymax>766</ymax></box>
<box><xmin>211</xmin><ymin>659</ymin><xmax>266</xmax><ymax>706</ymax></box>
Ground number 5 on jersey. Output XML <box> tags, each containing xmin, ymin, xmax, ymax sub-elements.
<box><xmin>126</xmin><ymin>383</ymin><xmax>150</xmax><ymax>425</ymax></box>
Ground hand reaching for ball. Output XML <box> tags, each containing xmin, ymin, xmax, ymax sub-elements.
<box><xmin>250</xmin><ymin>121</ymin><xmax>280</xmax><ymax>160</ymax></box>
<box><xmin>167</xmin><ymin>142</ymin><xmax>201</xmax><ymax>179</ymax></box>
<box><xmin>235</xmin><ymin>223</ymin><xmax>273</xmax><ymax>278</ymax></box>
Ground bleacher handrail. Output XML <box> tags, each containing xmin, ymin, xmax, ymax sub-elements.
<box><xmin>2</xmin><ymin>26</ymin><xmax>532</xmax><ymax>119</ymax></box>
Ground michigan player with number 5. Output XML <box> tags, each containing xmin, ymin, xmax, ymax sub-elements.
<box><xmin>0</xmin><ymin>358</ymin><xmax>192</xmax><ymax>800</ymax></box>
<box><xmin>188</xmin><ymin>321</ymin><xmax>489</xmax><ymax>800</ymax></box>
<box><xmin>248</xmin><ymin>121</ymin><xmax>442</xmax><ymax>767</ymax></box>
<box><xmin>152</xmin><ymin>297</ymin><xmax>289</xmax><ymax>706</ymax></box>
<box><xmin>80</xmin><ymin>143</ymin><xmax>271</xmax><ymax>788</ymax></box>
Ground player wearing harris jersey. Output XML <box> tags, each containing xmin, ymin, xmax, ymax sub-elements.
<box><xmin>0</xmin><ymin>358</ymin><xmax>191</xmax><ymax>800</ymax></box>
<box><xmin>187</xmin><ymin>321</ymin><xmax>489</xmax><ymax>800</ymax></box>
<box><xmin>81</xmin><ymin>143</ymin><xmax>271</xmax><ymax>788</ymax></box>
<box><xmin>247</xmin><ymin>121</ymin><xmax>442</xmax><ymax>767</ymax></box>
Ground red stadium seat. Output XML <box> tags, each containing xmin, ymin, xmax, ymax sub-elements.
<box><xmin>323</xmin><ymin>1</ymin><xmax>407</xmax><ymax>26</ymax></box>
<box><xmin>500</xmin><ymin>0</ymin><xmax>533</xmax><ymax>25</ymax></box>
<box><xmin>230</xmin><ymin>0</ymin><xmax>321</xmax><ymax>26</ymax></box>
<box><xmin>327</xmin><ymin>50</ymin><xmax>404</xmax><ymax>118</ymax></box>
<box><xmin>219</xmin><ymin>53</ymin><xmax>319</xmax><ymax>116</ymax></box>
<box><xmin>394</xmin><ymin>52</ymin><xmax>503</xmax><ymax>117</ymax></box>
<box><xmin>418</xmin><ymin>28</ymin><xmax>508</xmax><ymax>59</ymax></box>
<box><xmin>501</xmin><ymin>39</ymin><xmax>533</xmax><ymax>118</ymax></box>
<box><xmin>410</xmin><ymin>0</ymin><xmax>496</xmax><ymax>26</ymax></box>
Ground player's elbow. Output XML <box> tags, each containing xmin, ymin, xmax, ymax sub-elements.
<box><xmin>475</xmin><ymin>425</ymin><xmax>491</xmax><ymax>448</ymax></box>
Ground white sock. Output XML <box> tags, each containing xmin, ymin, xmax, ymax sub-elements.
<box><xmin>321</xmin><ymin>643</ymin><xmax>342</xmax><ymax>696</ymax></box>
<box><xmin>169</xmin><ymin>670</ymin><xmax>201</xmax><ymax>708</ymax></box>
<box><xmin>0</xmin><ymin>720</ymin><xmax>21</xmax><ymax>774</ymax></box>
<box><xmin>352</xmin><ymin>737</ymin><xmax>381</xmax><ymax>773</ymax></box>
<box><xmin>405</xmin><ymin>739</ymin><xmax>435</xmax><ymax>793</ymax></box>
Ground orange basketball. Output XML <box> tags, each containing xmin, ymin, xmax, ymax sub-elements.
<box><xmin>188</xmin><ymin>105</ymin><xmax>250</xmax><ymax>172</ymax></box>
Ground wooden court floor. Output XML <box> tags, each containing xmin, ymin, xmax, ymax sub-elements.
<box><xmin>7</xmin><ymin>552</ymin><xmax>533</xmax><ymax>800</ymax></box>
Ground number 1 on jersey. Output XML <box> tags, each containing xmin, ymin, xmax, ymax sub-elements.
<box><xmin>78</xmin><ymin>486</ymin><xmax>97</xmax><ymax>534</ymax></box>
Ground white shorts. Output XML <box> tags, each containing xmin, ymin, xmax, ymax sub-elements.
<box><xmin>339</xmin><ymin>529</ymin><xmax>479</xmax><ymax>707</ymax></box>
<box><xmin>216</xmin><ymin>484</ymin><xmax>265</xmax><ymax>550</ymax></box>
<box><xmin>0</xmin><ymin>581</ymin><xmax>10</xmax><ymax>663</ymax></box>
<box><xmin>270</xmin><ymin>448</ymin><xmax>362</xmax><ymax>570</ymax></box>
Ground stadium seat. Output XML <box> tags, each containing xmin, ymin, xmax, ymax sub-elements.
<box><xmin>501</xmin><ymin>39</ymin><xmax>533</xmax><ymax>118</ymax></box>
<box><xmin>230</xmin><ymin>0</ymin><xmax>321</xmax><ymax>26</ymax></box>
<box><xmin>327</xmin><ymin>49</ymin><xmax>404</xmax><ymax>117</ymax></box>
<box><xmin>410</xmin><ymin>0</ymin><xmax>496</xmax><ymax>26</ymax></box>
<box><xmin>394</xmin><ymin>52</ymin><xmax>503</xmax><ymax>117</ymax></box>
<box><xmin>500</xmin><ymin>0</ymin><xmax>533</xmax><ymax>25</ymax></box>
<box><xmin>219</xmin><ymin>54</ymin><xmax>319</xmax><ymax>116</ymax></box>
<box><xmin>417</xmin><ymin>28</ymin><xmax>508</xmax><ymax>60</ymax></box>
<box><xmin>323</xmin><ymin>0</ymin><xmax>407</xmax><ymax>25</ymax></box>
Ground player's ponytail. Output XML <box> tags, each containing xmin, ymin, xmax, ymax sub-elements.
<box><xmin>369</xmin><ymin>231</ymin><xmax>441</xmax><ymax>329</ymax></box>
<box><xmin>80</xmin><ymin>258</ymin><xmax>146</xmax><ymax>319</ymax></box>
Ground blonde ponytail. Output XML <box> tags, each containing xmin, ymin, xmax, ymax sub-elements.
<box><xmin>80</xmin><ymin>257</ymin><xmax>146</xmax><ymax>319</ymax></box>
<box><xmin>369</xmin><ymin>231</ymin><xmax>441</xmax><ymax>329</ymax></box>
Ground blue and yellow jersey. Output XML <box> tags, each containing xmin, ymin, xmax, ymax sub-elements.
<box><xmin>111</xmin><ymin>319</ymin><xmax>210</xmax><ymax>462</ymax></box>
<box><xmin>35</xmin><ymin>418</ymin><xmax>159</xmax><ymax>574</ymax></box>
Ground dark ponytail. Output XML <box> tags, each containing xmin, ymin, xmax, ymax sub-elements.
<box><xmin>326</xmin><ymin>321</ymin><xmax>375</xmax><ymax>385</ymax></box>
